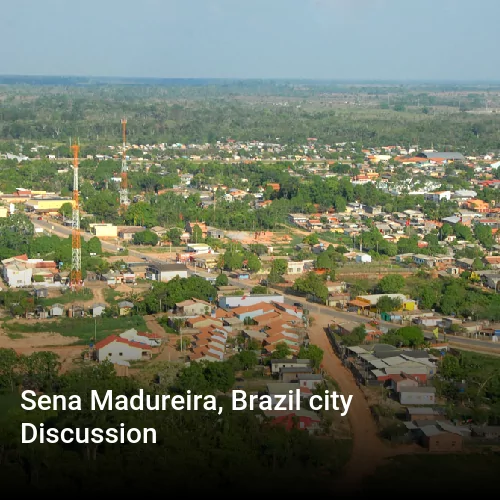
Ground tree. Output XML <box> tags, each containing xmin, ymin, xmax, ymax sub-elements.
<box><xmin>268</xmin><ymin>259</ymin><xmax>288</xmax><ymax>284</ymax></box>
<box><xmin>59</xmin><ymin>202</ymin><xmax>73</xmax><ymax>218</ymax></box>
<box><xmin>298</xmin><ymin>345</ymin><xmax>324</xmax><ymax>370</ymax></box>
<box><xmin>251</xmin><ymin>285</ymin><xmax>268</xmax><ymax>294</ymax></box>
<box><xmin>455</xmin><ymin>223</ymin><xmax>473</xmax><ymax>241</ymax></box>
<box><xmin>292</xmin><ymin>272</ymin><xmax>328</xmax><ymax>303</ymax></box>
<box><xmin>0</xmin><ymin>348</ymin><xmax>20</xmax><ymax>392</ymax></box>
<box><xmin>231</xmin><ymin>350</ymin><xmax>258</xmax><ymax>370</ymax></box>
<box><xmin>245</xmin><ymin>253</ymin><xmax>261</xmax><ymax>273</ymax></box>
<box><xmin>133</xmin><ymin>230</ymin><xmax>159</xmax><ymax>246</ymax></box>
<box><xmin>376</xmin><ymin>295</ymin><xmax>402</xmax><ymax>313</ymax></box>
<box><xmin>378</xmin><ymin>274</ymin><xmax>405</xmax><ymax>294</ymax></box>
<box><xmin>342</xmin><ymin>324</ymin><xmax>367</xmax><ymax>346</ymax></box>
<box><xmin>399</xmin><ymin>326</ymin><xmax>425</xmax><ymax>347</ymax></box>
<box><xmin>167</xmin><ymin>227</ymin><xmax>183</xmax><ymax>246</ymax></box>
<box><xmin>474</xmin><ymin>224</ymin><xmax>494</xmax><ymax>249</ymax></box>
<box><xmin>271</xmin><ymin>342</ymin><xmax>292</xmax><ymax>359</ymax></box>
<box><xmin>87</xmin><ymin>236</ymin><xmax>102</xmax><ymax>255</ymax></box>
<box><xmin>303</xmin><ymin>233</ymin><xmax>319</xmax><ymax>245</ymax></box>
<box><xmin>215</xmin><ymin>274</ymin><xmax>228</xmax><ymax>287</ymax></box>
<box><xmin>441</xmin><ymin>223</ymin><xmax>453</xmax><ymax>238</ymax></box>
<box><xmin>440</xmin><ymin>354</ymin><xmax>462</xmax><ymax>379</ymax></box>
<box><xmin>192</xmin><ymin>224</ymin><xmax>203</xmax><ymax>243</ymax></box>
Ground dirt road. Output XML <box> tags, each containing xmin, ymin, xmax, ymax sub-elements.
<box><xmin>144</xmin><ymin>315</ymin><xmax>182</xmax><ymax>362</ymax></box>
<box><xmin>308</xmin><ymin>318</ymin><xmax>392</xmax><ymax>489</ymax></box>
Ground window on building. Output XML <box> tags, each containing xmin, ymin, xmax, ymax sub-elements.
<box><xmin>119</xmin><ymin>352</ymin><xmax>123</xmax><ymax>356</ymax></box>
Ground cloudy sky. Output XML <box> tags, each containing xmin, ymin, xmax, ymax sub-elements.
<box><xmin>0</xmin><ymin>0</ymin><xmax>497</xmax><ymax>80</ymax></box>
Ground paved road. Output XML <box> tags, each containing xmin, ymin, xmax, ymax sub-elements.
<box><xmin>32</xmin><ymin>216</ymin><xmax>500</xmax><ymax>353</ymax></box>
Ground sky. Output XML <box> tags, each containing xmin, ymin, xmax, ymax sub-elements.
<box><xmin>0</xmin><ymin>0</ymin><xmax>498</xmax><ymax>81</ymax></box>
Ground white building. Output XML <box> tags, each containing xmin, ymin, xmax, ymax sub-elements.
<box><xmin>219</xmin><ymin>293</ymin><xmax>284</xmax><ymax>309</ymax></box>
<box><xmin>186</xmin><ymin>243</ymin><xmax>212</xmax><ymax>254</ymax></box>
<box><xmin>287</xmin><ymin>261</ymin><xmax>305</xmax><ymax>274</ymax></box>
<box><xmin>424</xmin><ymin>191</ymin><xmax>451</xmax><ymax>203</ymax></box>
<box><xmin>120</xmin><ymin>328</ymin><xmax>162</xmax><ymax>347</ymax></box>
<box><xmin>2</xmin><ymin>260</ymin><xmax>32</xmax><ymax>287</ymax></box>
<box><xmin>146</xmin><ymin>263</ymin><xmax>188</xmax><ymax>282</ymax></box>
<box><xmin>355</xmin><ymin>253</ymin><xmax>372</xmax><ymax>264</ymax></box>
<box><xmin>94</xmin><ymin>335</ymin><xmax>152</xmax><ymax>363</ymax></box>
<box><xmin>91</xmin><ymin>303</ymin><xmax>106</xmax><ymax>317</ymax></box>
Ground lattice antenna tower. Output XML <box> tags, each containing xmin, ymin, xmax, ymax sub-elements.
<box><xmin>70</xmin><ymin>140</ymin><xmax>82</xmax><ymax>290</ymax></box>
<box><xmin>119</xmin><ymin>118</ymin><xmax>129</xmax><ymax>206</ymax></box>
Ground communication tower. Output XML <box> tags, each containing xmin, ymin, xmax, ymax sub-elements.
<box><xmin>119</xmin><ymin>118</ymin><xmax>129</xmax><ymax>206</ymax></box>
<box><xmin>70</xmin><ymin>142</ymin><xmax>82</xmax><ymax>290</ymax></box>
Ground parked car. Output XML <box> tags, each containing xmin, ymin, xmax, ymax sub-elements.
<box><xmin>293</xmin><ymin>302</ymin><xmax>304</xmax><ymax>309</ymax></box>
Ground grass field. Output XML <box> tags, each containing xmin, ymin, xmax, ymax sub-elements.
<box><xmin>39</xmin><ymin>288</ymin><xmax>93</xmax><ymax>306</ymax></box>
<box><xmin>103</xmin><ymin>288</ymin><xmax>121</xmax><ymax>305</ymax></box>
<box><xmin>2</xmin><ymin>315</ymin><xmax>149</xmax><ymax>344</ymax></box>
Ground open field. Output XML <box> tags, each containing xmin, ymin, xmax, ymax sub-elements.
<box><xmin>1</xmin><ymin>315</ymin><xmax>149</xmax><ymax>345</ymax></box>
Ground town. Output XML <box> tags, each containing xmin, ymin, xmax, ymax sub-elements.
<box><xmin>1</xmin><ymin>78</ymin><xmax>500</xmax><ymax>492</ymax></box>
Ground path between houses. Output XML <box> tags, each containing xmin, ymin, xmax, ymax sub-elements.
<box><xmin>308</xmin><ymin>317</ymin><xmax>422</xmax><ymax>491</ymax></box>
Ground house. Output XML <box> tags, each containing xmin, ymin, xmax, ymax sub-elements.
<box><xmin>350</xmin><ymin>294</ymin><xmax>416</xmax><ymax>313</ymax></box>
<box><xmin>150</xmin><ymin>226</ymin><xmax>167</xmax><ymax>238</ymax></box>
<box><xmin>147</xmin><ymin>263</ymin><xmax>188</xmax><ymax>282</ymax></box>
<box><xmin>387</xmin><ymin>373</ymin><xmax>419</xmax><ymax>392</ymax></box>
<box><xmin>288</xmin><ymin>214</ymin><xmax>308</xmax><ymax>225</ymax></box>
<box><xmin>34</xmin><ymin>287</ymin><xmax>49</xmax><ymax>299</ymax></box>
<box><xmin>297</xmin><ymin>374</ymin><xmax>323</xmax><ymax>390</ymax></box>
<box><xmin>175</xmin><ymin>298</ymin><xmax>211</xmax><ymax>316</ymax></box>
<box><xmin>266</xmin><ymin>409</ymin><xmax>321</xmax><ymax>433</ymax></box>
<box><xmin>186</xmin><ymin>243</ymin><xmax>212</xmax><ymax>254</ymax></box>
<box><xmin>406</xmin><ymin>407</ymin><xmax>444</xmax><ymax>421</ymax></box>
<box><xmin>69</xmin><ymin>305</ymin><xmax>85</xmax><ymax>318</ymax></box>
<box><xmin>418</xmin><ymin>424</ymin><xmax>463</xmax><ymax>452</ymax></box>
<box><xmin>271</xmin><ymin>358</ymin><xmax>311</xmax><ymax>375</ymax></box>
<box><xmin>417</xmin><ymin>151</ymin><xmax>465</xmax><ymax>161</ymax></box>
<box><xmin>266</xmin><ymin>383</ymin><xmax>302</xmax><ymax>407</ymax></box>
<box><xmin>49</xmin><ymin>303</ymin><xmax>65</xmax><ymax>317</ymax></box>
<box><xmin>193</xmin><ymin>253</ymin><xmax>220</xmax><ymax>270</ymax></box>
<box><xmin>24</xmin><ymin>196</ymin><xmax>73</xmax><ymax>213</ymax></box>
<box><xmin>118</xmin><ymin>226</ymin><xmax>146</xmax><ymax>241</ymax></box>
<box><xmin>118</xmin><ymin>301</ymin><xmax>134</xmax><ymax>316</ymax></box>
<box><xmin>470</xmin><ymin>426</ymin><xmax>500</xmax><ymax>439</ymax></box>
<box><xmin>2</xmin><ymin>258</ymin><xmax>32</xmax><ymax>287</ymax></box>
<box><xmin>219</xmin><ymin>294</ymin><xmax>284</xmax><ymax>309</ymax></box>
<box><xmin>185</xmin><ymin>221</ymin><xmax>208</xmax><ymax>239</ymax></box>
<box><xmin>399</xmin><ymin>386</ymin><xmax>436</xmax><ymax>405</ymax></box>
<box><xmin>279</xmin><ymin>366</ymin><xmax>313</xmax><ymax>382</ymax></box>
<box><xmin>91</xmin><ymin>303</ymin><xmax>106</xmax><ymax>317</ymax></box>
<box><xmin>91</xmin><ymin>223</ymin><xmax>118</xmax><ymax>238</ymax></box>
<box><xmin>120</xmin><ymin>328</ymin><xmax>162</xmax><ymax>347</ymax></box>
<box><xmin>207</xmin><ymin>228</ymin><xmax>225</xmax><ymax>239</ymax></box>
<box><xmin>355</xmin><ymin>253</ymin><xmax>372</xmax><ymax>264</ymax></box>
<box><xmin>94</xmin><ymin>335</ymin><xmax>152</xmax><ymax>363</ymax></box>
<box><xmin>287</xmin><ymin>261</ymin><xmax>305</xmax><ymax>274</ymax></box>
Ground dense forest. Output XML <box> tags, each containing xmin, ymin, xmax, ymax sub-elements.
<box><xmin>1</xmin><ymin>81</ymin><xmax>500</xmax><ymax>152</ymax></box>
<box><xmin>0</xmin><ymin>350</ymin><xmax>350</xmax><ymax>494</ymax></box>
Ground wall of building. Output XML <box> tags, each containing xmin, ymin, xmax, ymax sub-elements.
<box><xmin>98</xmin><ymin>343</ymin><xmax>144</xmax><ymax>363</ymax></box>
<box><xmin>219</xmin><ymin>294</ymin><xmax>284</xmax><ymax>309</ymax></box>
<box><xmin>400</xmin><ymin>392</ymin><xmax>435</xmax><ymax>405</ymax></box>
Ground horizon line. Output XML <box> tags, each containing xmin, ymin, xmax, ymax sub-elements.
<box><xmin>1</xmin><ymin>74</ymin><xmax>500</xmax><ymax>85</ymax></box>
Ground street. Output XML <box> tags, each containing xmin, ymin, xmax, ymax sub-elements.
<box><xmin>31</xmin><ymin>215</ymin><xmax>500</xmax><ymax>353</ymax></box>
